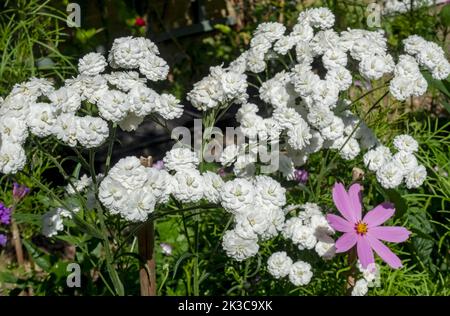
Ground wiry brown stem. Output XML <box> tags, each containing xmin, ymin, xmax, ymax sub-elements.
<box><xmin>10</xmin><ymin>205</ymin><xmax>24</xmax><ymax>266</ymax></box>
<box><xmin>138</xmin><ymin>156</ymin><xmax>157</xmax><ymax>296</ymax></box>
<box><xmin>138</xmin><ymin>221</ymin><xmax>156</xmax><ymax>296</ymax></box>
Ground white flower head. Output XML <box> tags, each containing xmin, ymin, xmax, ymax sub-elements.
<box><xmin>222</xmin><ymin>230</ymin><xmax>259</xmax><ymax>261</ymax></box>
<box><xmin>352</xmin><ymin>279</ymin><xmax>369</xmax><ymax>296</ymax></box>
<box><xmin>78</xmin><ymin>52</ymin><xmax>107</xmax><ymax>76</ymax></box>
<box><xmin>404</xmin><ymin>164</ymin><xmax>427</xmax><ymax>189</ymax></box>
<box><xmin>267</xmin><ymin>251</ymin><xmax>293</xmax><ymax>279</ymax></box>
<box><xmin>172</xmin><ymin>169</ymin><xmax>204</xmax><ymax>203</ymax></box>
<box><xmin>376</xmin><ymin>160</ymin><xmax>404</xmax><ymax>189</ymax></box>
<box><xmin>393</xmin><ymin>134</ymin><xmax>419</xmax><ymax>153</ymax></box>
<box><xmin>221</xmin><ymin>178</ymin><xmax>254</xmax><ymax>214</ymax></box>
<box><xmin>289</xmin><ymin>261</ymin><xmax>313</xmax><ymax>286</ymax></box>
<box><xmin>163</xmin><ymin>148</ymin><xmax>199</xmax><ymax>172</ymax></box>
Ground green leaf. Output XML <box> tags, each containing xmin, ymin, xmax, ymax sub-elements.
<box><xmin>56</xmin><ymin>234</ymin><xmax>90</xmax><ymax>245</ymax></box>
<box><xmin>0</xmin><ymin>271</ymin><xmax>18</xmax><ymax>284</ymax></box>
<box><xmin>214</xmin><ymin>24</ymin><xmax>232</xmax><ymax>34</ymax></box>
<box><xmin>71</xmin><ymin>162</ymin><xmax>82</xmax><ymax>178</ymax></box>
<box><xmin>50</xmin><ymin>261</ymin><xmax>69</xmax><ymax>279</ymax></box>
<box><xmin>173</xmin><ymin>252</ymin><xmax>193</xmax><ymax>279</ymax></box>
<box><xmin>385</xmin><ymin>189</ymin><xmax>408</xmax><ymax>217</ymax></box>
<box><xmin>71</xmin><ymin>215</ymin><xmax>104</xmax><ymax>240</ymax></box>
<box><xmin>441</xmin><ymin>99</ymin><xmax>450</xmax><ymax>113</ymax></box>
<box><xmin>13</xmin><ymin>213</ymin><xmax>41</xmax><ymax>226</ymax></box>
<box><xmin>407</xmin><ymin>208</ymin><xmax>435</xmax><ymax>265</ymax></box>
<box><xmin>106</xmin><ymin>260</ymin><xmax>124</xmax><ymax>296</ymax></box>
<box><xmin>423</xmin><ymin>71</ymin><xmax>450</xmax><ymax>98</ymax></box>
<box><xmin>22</xmin><ymin>239</ymin><xmax>51</xmax><ymax>272</ymax></box>
<box><xmin>439</xmin><ymin>4</ymin><xmax>450</xmax><ymax>27</ymax></box>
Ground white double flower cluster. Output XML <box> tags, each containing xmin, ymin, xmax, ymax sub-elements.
<box><xmin>351</xmin><ymin>262</ymin><xmax>381</xmax><ymax>296</ymax></box>
<box><xmin>98</xmin><ymin>148</ymin><xmax>225</xmax><ymax>222</ymax></box>
<box><xmin>364</xmin><ymin>134</ymin><xmax>427</xmax><ymax>189</ymax></box>
<box><xmin>42</xmin><ymin>174</ymin><xmax>101</xmax><ymax>237</ymax></box>
<box><xmin>220</xmin><ymin>175</ymin><xmax>286</xmax><ymax>260</ymax></box>
<box><xmin>188</xmin><ymin>7</ymin><xmax>448</xmax><ymax>188</ymax></box>
<box><xmin>0</xmin><ymin>36</ymin><xmax>183</xmax><ymax>175</ymax></box>
<box><xmin>384</xmin><ymin>0</ymin><xmax>448</xmax><ymax>16</ymax></box>
<box><xmin>265</xmin><ymin>202</ymin><xmax>336</xmax><ymax>287</ymax></box>
<box><xmin>99</xmin><ymin>156</ymin><xmax>173</xmax><ymax>222</ymax></box>
<box><xmin>98</xmin><ymin>147</ymin><xmax>331</xmax><ymax>287</ymax></box>
<box><xmin>267</xmin><ymin>252</ymin><xmax>313</xmax><ymax>287</ymax></box>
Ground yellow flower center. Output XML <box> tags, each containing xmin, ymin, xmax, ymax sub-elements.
<box><xmin>355</xmin><ymin>221</ymin><xmax>368</xmax><ymax>235</ymax></box>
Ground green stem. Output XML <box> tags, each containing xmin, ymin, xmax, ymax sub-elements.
<box><xmin>105</xmin><ymin>123</ymin><xmax>117</xmax><ymax>175</ymax></box>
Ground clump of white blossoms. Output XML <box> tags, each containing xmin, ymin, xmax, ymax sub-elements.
<box><xmin>3</xmin><ymin>6</ymin><xmax>449</xmax><ymax>294</ymax></box>
<box><xmin>186</xmin><ymin>7</ymin><xmax>444</xmax><ymax>190</ymax></box>
<box><xmin>221</xmin><ymin>175</ymin><xmax>286</xmax><ymax>260</ymax></box>
<box><xmin>0</xmin><ymin>36</ymin><xmax>183</xmax><ymax>175</ymax></box>
<box><xmin>99</xmin><ymin>156</ymin><xmax>173</xmax><ymax>222</ymax></box>
<box><xmin>364</xmin><ymin>134</ymin><xmax>427</xmax><ymax>189</ymax></box>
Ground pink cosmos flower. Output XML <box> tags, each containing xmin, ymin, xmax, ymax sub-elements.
<box><xmin>326</xmin><ymin>182</ymin><xmax>411</xmax><ymax>269</ymax></box>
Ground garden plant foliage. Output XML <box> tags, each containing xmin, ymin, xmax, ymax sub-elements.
<box><xmin>0</xmin><ymin>1</ymin><xmax>449</xmax><ymax>296</ymax></box>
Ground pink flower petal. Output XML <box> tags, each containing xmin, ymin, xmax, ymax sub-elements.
<box><xmin>363</xmin><ymin>202</ymin><xmax>395</xmax><ymax>227</ymax></box>
<box><xmin>326</xmin><ymin>214</ymin><xmax>354</xmax><ymax>233</ymax></box>
<box><xmin>332</xmin><ymin>182</ymin><xmax>356</xmax><ymax>223</ymax></box>
<box><xmin>356</xmin><ymin>235</ymin><xmax>375</xmax><ymax>268</ymax></box>
<box><xmin>348</xmin><ymin>183</ymin><xmax>362</xmax><ymax>221</ymax></box>
<box><xmin>366</xmin><ymin>235</ymin><xmax>402</xmax><ymax>269</ymax></box>
<box><xmin>368</xmin><ymin>226</ymin><xmax>411</xmax><ymax>243</ymax></box>
<box><xmin>335</xmin><ymin>232</ymin><xmax>357</xmax><ymax>253</ymax></box>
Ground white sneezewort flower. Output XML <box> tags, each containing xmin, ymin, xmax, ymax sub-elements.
<box><xmin>357</xmin><ymin>261</ymin><xmax>381</xmax><ymax>287</ymax></box>
<box><xmin>66</xmin><ymin>174</ymin><xmax>92</xmax><ymax>195</ymax></box>
<box><xmin>267</xmin><ymin>251</ymin><xmax>293</xmax><ymax>279</ymax></box>
<box><xmin>404</xmin><ymin>164</ymin><xmax>427</xmax><ymax>189</ymax></box>
<box><xmin>163</xmin><ymin>148</ymin><xmax>199</xmax><ymax>172</ymax></box>
<box><xmin>0</xmin><ymin>141</ymin><xmax>27</xmax><ymax>174</ymax></box>
<box><xmin>48</xmin><ymin>87</ymin><xmax>81</xmax><ymax>113</ymax></box>
<box><xmin>99</xmin><ymin>156</ymin><xmax>173</xmax><ymax>222</ymax></box>
<box><xmin>315</xmin><ymin>234</ymin><xmax>336</xmax><ymax>260</ymax></box>
<box><xmin>289</xmin><ymin>261</ymin><xmax>313</xmax><ymax>286</ymax></box>
<box><xmin>42</xmin><ymin>209</ymin><xmax>65</xmax><ymax>237</ymax></box>
<box><xmin>376</xmin><ymin>160</ymin><xmax>404</xmax><ymax>189</ymax></box>
<box><xmin>76</xmin><ymin>116</ymin><xmax>109</xmax><ymax>148</ymax></box>
<box><xmin>172</xmin><ymin>169</ymin><xmax>204</xmax><ymax>203</ymax></box>
<box><xmin>352</xmin><ymin>279</ymin><xmax>369</xmax><ymax>296</ymax></box>
<box><xmin>155</xmin><ymin>94</ymin><xmax>184</xmax><ymax>120</ymax></box>
<box><xmin>363</xmin><ymin>145</ymin><xmax>392</xmax><ymax>172</ymax></box>
<box><xmin>393</xmin><ymin>134</ymin><xmax>419</xmax><ymax>153</ymax></box>
<box><xmin>254</xmin><ymin>175</ymin><xmax>286</xmax><ymax>208</ymax></box>
<box><xmin>393</xmin><ymin>151</ymin><xmax>418</xmax><ymax>175</ymax></box>
<box><xmin>222</xmin><ymin>230</ymin><xmax>259</xmax><ymax>261</ymax></box>
<box><xmin>78</xmin><ymin>53</ymin><xmax>107</xmax><ymax>76</ymax></box>
<box><xmin>221</xmin><ymin>178</ymin><xmax>254</xmax><ymax>214</ymax></box>
<box><xmin>202</xmin><ymin>171</ymin><xmax>224</xmax><ymax>204</ymax></box>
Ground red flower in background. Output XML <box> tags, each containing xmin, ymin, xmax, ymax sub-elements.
<box><xmin>134</xmin><ymin>17</ymin><xmax>146</xmax><ymax>27</ymax></box>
